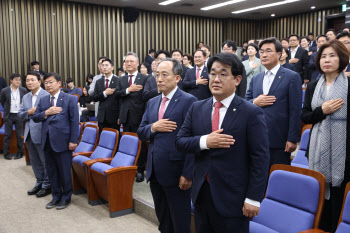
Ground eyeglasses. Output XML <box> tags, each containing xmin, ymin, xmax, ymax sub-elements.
<box><xmin>44</xmin><ymin>81</ymin><xmax>57</xmax><ymax>85</ymax></box>
<box><xmin>259</xmin><ymin>50</ymin><xmax>276</xmax><ymax>55</ymax></box>
<box><xmin>209</xmin><ymin>73</ymin><xmax>232</xmax><ymax>80</ymax></box>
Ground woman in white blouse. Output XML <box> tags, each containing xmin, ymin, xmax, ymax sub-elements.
<box><xmin>242</xmin><ymin>43</ymin><xmax>265</xmax><ymax>91</ymax></box>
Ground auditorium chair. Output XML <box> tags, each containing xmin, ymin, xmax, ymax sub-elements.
<box><xmin>84</xmin><ymin>132</ymin><xmax>141</xmax><ymax>218</ymax></box>
<box><xmin>300</xmin><ymin>182</ymin><xmax>350</xmax><ymax>233</ymax></box>
<box><xmin>249</xmin><ymin>164</ymin><xmax>325</xmax><ymax>233</ymax></box>
<box><xmin>71</xmin><ymin>128</ymin><xmax>119</xmax><ymax>194</ymax></box>
<box><xmin>88</xmin><ymin>116</ymin><xmax>97</xmax><ymax>121</ymax></box>
<box><xmin>0</xmin><ymin>123</ymin><xmax>18</xmax><ymax>155</ymax></box>
<box><xmin>73</xmin><ymin>124</ymin><xmax>99</xmax><ymax>155</ymax></box>
<box><xmin>78</xmin><ymin>122</ymin><xmax>83</xmax><ymax>141</ymax></box>
<box><xmin>291</xmin><ymin>129</ymin><xmax>310</xmax><ymax>169</ymax></box>
<box><xmin>71</xmin><ymin>94</ymin><xmax>80</xmax><ymax>102</ymax></box>
<box><xmin>0</xmin><ymin>104</ymin><xmax>3</xmax><ymax>117</ymax></box>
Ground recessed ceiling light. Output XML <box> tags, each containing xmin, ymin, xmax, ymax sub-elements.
<box><xmin>201</xmin><ymin>0</ymin><xmax>246</xmax><ymax>11</ymax></box>
<box><xmin>271</xmin><ymin>14</ymin><xmax>275</xmax><ymax>17</ymax></box>
<box><xmin>159</xmin><ymin>0</ymin><xmax>181</xmax><ymax>6</ymax></box>
<box><xmin>311</xmin><ymin>6</ymin><xmax>316</xmax><ymax>9</ymax></box>
<box><xmin>232</xmin><ymin>0</ymin><xmax>300</xmax><ymax>14</ymax></box>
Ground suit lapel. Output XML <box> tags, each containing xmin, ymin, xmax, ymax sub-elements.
<box><xmin>256</xmin><ymin>73</ymin><xmax>264</xmax><ymax>95</ymax></box>
<box><xmin>121</xmin><ymin>75</ymin><xmax>129</xmax><ymax>88</ymax></box>
<box><xmin>56</xmin><ymin>92</ymin><xmax>64</xmax><ymax>108</ymax></box>
<box><xmin>268</xmin><ymin>67</ymin><xmax>284</xmax><ymax>95</ymax></box>
<box><xmin>163</xmin><ymin>88</ymin><xmax>182</xmax><ymax>119</ymax></box>
<box><xmin>134</xmin><ymin>73</ymin><xmax>142</xmax><ymax>85</ymax></box>
<box><xmin>201</xmin><ymin>67</ymin><xmax>208</xmax><ymax>79</ymax></box>
<box><xmin>221</xmin><ymin>95</ymin><xmax>242</xmax><ymax>131</ymax></box>
<box><xmin>109</xmin><ymin>76</ymin><xmax>117</xmax><ymax>88</ymax></box>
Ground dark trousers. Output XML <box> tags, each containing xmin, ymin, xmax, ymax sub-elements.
<box><xmin>98</xmin><ymin>121</ymin><xmax>119</xmax><ymax>134</ymax></box>
<box><xmin>194</xmin><ymin>181</ymin><xmax>249</xmax><ymax>233</ymax></box>
<box><xmin>123</xmin><ymin>123</ymin><xmax>147</xmax><ymax>173</ymax></box>
<box><xmin>150</xmin><ymin>171</ymin><xmax>191</xmax><ymax>233</ymax></box>
<box><xmin>81</xmin><ymin>109</ymin><xmax>95</xmax><ymax>122</ymax></box>
<box><xmin>44</xmin><ymin>137</ymin><xmax>73</xmax><ymax>201</ymax></box>
<box><xmin>4</xmin><ymin>113</ymin><xmax>24</xmax><ymax>155</ymax></box>
<box><xmin>269</xmin><ymin>148</ymin><xmax>291</xmax><ymax>167</ymax></box>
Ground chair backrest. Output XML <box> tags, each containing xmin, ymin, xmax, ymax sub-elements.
<box><xmin>74</xmin><ymin>125</ymin><xmax>99</xmax><ymax>153</ymax></box>
<box><xmin>110</xmin><ymin>132</ymin><xmax>141</xmax><ymax>168</ymax></box>
<box><xmin>0</xmin><ymin>103</ymin><xmax>3</xmax><ymax>111</ymax></box>
<box><xmin>71</xmin><ymin>94</ymin><xmax>80</xmax><ymax>102</ymax></box>
<box><xmin>90</xmin><ymin>128</ymin><xmax>119</xmax><ymax>160</ymax></box>
<box><xmin>291</xmin><ymin>129</ymin><xmax>310</xmax><ymax>168</ymax></box>
<box><xmin>336</xmin><ymin>183</ymin><xmax>350</xmax><ymax>233</ymax></box>
<box><xmin>252</xmin><ymin>164</ymin><xmax>325</xmax><ymax>233</ymax></box>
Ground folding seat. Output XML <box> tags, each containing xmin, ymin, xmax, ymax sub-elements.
<box><xmin>291</xmin><ymin>129</ymin><xmax>310</xmax><ymax>169</ymax></box>
<box><xmin>73</xmin><ymin>124</ymin><xmax>99</xmax><ymax>155</ymax></box>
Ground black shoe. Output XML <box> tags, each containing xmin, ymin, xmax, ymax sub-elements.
<box><xmin>4</xmin><ymin>154</ymin><xmax>13</xmax><ymax>160</ymax></box>
<box><xmin>46</xmin><ymin>199</ymin><xmax>60</xmax><ymax>209</ymax></box>
<box><xmin>135</xmin><ymin>172</ymin><xmax>144</xmax><ymax>182</ymax></box>
<box><xmin>14</xmin><ymin>153</ymin><xmax>24</xmax><ymax>160</ymax></box>
<box><xmin>27</xmin><ymin>185</ymin><xmax>42</xmax><ymax>195</ymax></box>
<box><xmin>56</xmin><ymin>200</ymin><xmax>71</xmax><ymax>210</ymax></box>
<box><xmin>36</xmin><ymin>188</ymin><xmax>52</xmax><ymax>198</ymax></box>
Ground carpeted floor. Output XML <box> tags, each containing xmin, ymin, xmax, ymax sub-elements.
<box><xmin>0</xmin><ymin>155</ymin><xmax>159</xmax><ymax>233</ymax></box>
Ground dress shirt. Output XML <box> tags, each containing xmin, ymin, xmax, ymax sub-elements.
<box><xmin>195</xmin><ymin>65</ymin><xmax>204</xmax><ymax>85</ymax></box>
<box><xmin>290</xmin><ymin>46</ymin><xmax>299</xmax><ymax>59</ymax></box>
<box><xmin>262</xmin><ymin>64</ymin><xmax>280</xmax><ymax>94</ymax></box>
<box><xmin>126</xmin><ymin>71</ymin><xmax>138</xmax><ymax>95</ymax></box>
<box><xmin>103</xmin><ymin>74</ymin><xmax>114</xmax><ymax>98</ymax></box>
<box><xmin>50</xmin><ymin>91</ymin><xmax>60</xmax><ymax>107</ymax></box>
<box><xmin>204</xmin><ymin>57</ymin><xmax>210</xmax><ymax>67</ymax></box>
<box><xmin>10</xmin><ymin>86</ymin><xmax>21</xmax><ymax>113</ymax></box>
<box><xmin>31</xmin><ymin>88</ymin><xmax>42</xmax><ymax>107</ymax></box>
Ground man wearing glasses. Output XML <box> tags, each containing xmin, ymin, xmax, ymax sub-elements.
<box><xmin>245</xmin><ymin>37</ymin><xmax>302</xmax><ymax>167</ymax></box>
<box><xmin>287</xmin><ymin>34</ymin><xmax>309</xmax><ymax>84</ymax></box>
<box><xmin>336</xmin><ymin>31</ymin><xmax>350</xmax><ymax>75</ymax></box>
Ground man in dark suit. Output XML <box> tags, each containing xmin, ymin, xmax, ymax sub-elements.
<box><xmin>92</xmin><ymin>58</ymin><xmax>120</xmax><ymax>132</ymax></box>
<box><xmin>0</xmin><ymin>76</ymin><xmax>7</xmax><ymax>94</ymax></box>
<box><xmin>308</xmin><ymin>34</ymin><xmax>328</xmax><ymax>82</ymax></box>
<box><xmin>176</xmin><ymin>53</ymin><xmax>270</xmax><ymax>233</ymax></box>
<box><xmin>117</xmin><ymin>52</ymin><xmax>148</xmax><ymax>182</ymax></box>
<box><xmin>288</xmin><ymin>34</ymin><xmax>309</xmax><ymax>84</ymax></box>
<box><xmin>336</xmin><ymin>31</ymin><xmax>350</xmax><ymax>75</ymax></box>
<box><xmin>31</xmin><ymin>61</ymin><xmax>46</xmax><ymax>77</ymax></box>
<box><xmin>144</xmin><ymin>49</ymin><xmax>155</xmax><ymax>69</ymax></box>
<box><xmin>138</xmin><ymin>58</ymin><xmax>197</xmax><ymax>233</ymax></box>
<box><xmin>308</xmin><ymin>33</ymin><xmax>317</xmax><ymax>50</ymax></box>
<box><xmin>171</xmin><ymin>49</ymin><xmax>189</xmax><ymax>90</ymax></box>
<box><xmin>245</xmin><ymin>37</ymin><xmax>302</xmax><ymax>166</ymax></box>
<box><xmin>201</xmin><ymin>45</ymin><xmax>211</xmax><ymax>66</ymax></box>
<box><xmin>33</xmin><ymin>72</ymin><xmax>79</xmax><ymax>210</ymax></box>
<box><xmin>0</xmin><ymin>73</ymin><xmax>27</xmax><ymax>160</ymax></box>
<box><xmin>183</xmin><ymin>49</ymin><xmax>211</xmax><ymax>100</ymax></box>
<box><xmin>143</xmin><ymin>59</ymin><xmax>161</xmax><ymax>102</ymax></box>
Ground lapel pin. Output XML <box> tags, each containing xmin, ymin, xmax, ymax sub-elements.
<box><xmin>60</xmin><ymin>99</ymin><xmax>62</xmax><ymax>101</ymax></box>
<box><xmin>175</xmin><ymin>99</ymin><xmax>177</xmax><ymax>102</ymax></box>
<box><xmin>278</xmin><ymin>76</ymin><xmax>281</xmax><ymax>79</ymax></box>
<box><xmin>233</xmin><ymin>108</ymin><xmax>236</xmax><ymax>111</ymax></box>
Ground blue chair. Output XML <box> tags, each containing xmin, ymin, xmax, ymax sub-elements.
<box><xmin>71</xmin><ymin>94</ymin><xmax>79</xmax><ymax>103</ymax></box>
<box><xmin>85</xmin><ymin>132</ymin><xmax>141</xmax><ymax>218</ymax></box>
<box><xmin>291</xmin><ymin>129</ymin><xmax>310</xmax><ymax>169</ymax></box>
<box><xmin>302</xmin><ymin>89</ymin><xmax>305</xmax><ymax>106</ymax></box>
<box><xmin>250</xmin><ymin>164</ymin><xmax>325</xmax><ymax>233</ymax></box>
<box><xmin>88</xmin><ymin>116</ymin><xmax>97</xmax><ymax>121</ymax></box>
<box><xmin>73</xmin><ymin>124</ymin><xmax>99</xmax><ymax>155</ymax></box>
<box><xmin>71</xmin><ymin>128</ymin><xmax>119</xmax><ymax>194</ymax></box>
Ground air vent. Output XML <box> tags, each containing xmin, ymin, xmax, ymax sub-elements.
<box><xmin>181</xmin><ymin>3</ymin><xmax>193</xmax><ymax>7</ymax></box>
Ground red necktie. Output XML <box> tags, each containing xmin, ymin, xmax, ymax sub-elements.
<box><xmin>158</xmin><ymin>97</ymin><xmax>168</xmax><ymax>120</ymax></box>
<box><xmin>129</xmin><ymin>75</ymin><xmax>133</xmax><ymax>87</ymax></box>
<box><xmin>105</xmin><ymin>79</ymin><xmax>109</xmax><ymax>89</ymax></box>
<box><xmin>196</xmin><ymin>68</ymin><xmax>201</xmax><ymax>80</ymax></box>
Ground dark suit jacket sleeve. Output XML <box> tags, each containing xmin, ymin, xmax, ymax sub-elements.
<box><xmin>301</xmin><ymin>50</ymin><xmax>310</xmax><ymax>80</ymax></box>
<box><xmin>182</xmin><ymin>70</ymin><xmax>197</xmax><ymax>89</ymax></box>
<box><xmin>236</xmin><ymin>69</ymin><xmax>247</xmax><ymax>98</ymax></box>
<box><xmin>301</xmin><ymin>82</ymin><xmax>327</xmax><ymax>124</ymax></box>
<box><xmin>287</xmin><ymin>73</ymin><xmax>302</xmax><ymax>143</ymax></box>
<box><xmin>244</xmin><ymin>75</ymin><xmax>255</xmax><ymax>103</ymax></box>
<box><xmin>92</xmin><ymin>79</ymin><xmax>106</xmax><ymax>102</ymax></box>
<box><xmin>137</xmin><ymin>101</ymin><xmax>154</xmax><ymax>141</ymax></box>
<box><xmin>142</xmin><ymin>78</ymin><xmax>159</xmax><ymax>102</ymax></box>
<box><xmin>69</xmin><ymin>96</ymin><xmax>79</xmax><ymax>143</ymax></box>
<box><xmin>246</xmin><ymin>106</ymin><xmax>270</xmax><ymax>202</ymax></box>
<box><xmin>33</xmin><ymin>98</ymin><xmax>46</xmax><ymax>123</ymax></box>
<box><xmin>0</xmin><ymin>89</ymin><xmax>6</xmax><ymax>106</ymax></box>
<box><xmin>176</xmin><ymin>104</ymin><xmax>202</xmax><ymax>154</ymax></box>
<box><xmin>308</xmin><ymin>53</ymin><xmax>316</xmax><ymax>69</ymax></box>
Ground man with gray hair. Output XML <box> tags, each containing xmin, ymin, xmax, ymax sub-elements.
<box><xmin>137</xmin><ymin>58</ymin><xmax>197</xmax><ymax>233</ymax></box>
<box><xmin>117</xmin><ymin>52</ymin><xmax>148</xmax><ymax>182</ymax></box>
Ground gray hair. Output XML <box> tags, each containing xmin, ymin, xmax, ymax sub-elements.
<box><xmin>125</xmin><ymin>52</ymin><xmax>139</xmax><ymax>62</ymax></box>
<box><xmin>159</xmin><ymin>58</ymin><xmax>183</xmax><ymax>76</ymax></box>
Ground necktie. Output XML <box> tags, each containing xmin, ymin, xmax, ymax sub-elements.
<box><xmin>212</xmin><ymin>102</ymin><xmax>223</xmax><ymax>132</ymax></box>
<box><xmin>129</xmin><ymin>75</ymin><xmax>133</xmax><ymax>87</ymax></box>
<box><xmin>263</xmin><ymin>71</ymin><xmax>273</xmax><ymax>94</ymax></box>
<box><xmin>50</xmin><ymin>96</ymin><xmax>55</xmax><ymax>107</ymax></box>
<box><xmin>105</xmin><ymin>79</ymin><xmax>109</xmax><ymax>89</ymax></box>
<box><xmin>196</xmin><ymin>68</ymin><xmax>201</xmax><ymax>80</ymax></box>
<box><xmin>158</xmin><ymin>97</ymin><xmax>168</xmax><ymax>120</ymax></box>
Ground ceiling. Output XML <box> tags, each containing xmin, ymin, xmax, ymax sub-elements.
<box><xmin>67</xmin><ymin>0</ymin><xmax>345</xmax><ymax>20</ymax></box>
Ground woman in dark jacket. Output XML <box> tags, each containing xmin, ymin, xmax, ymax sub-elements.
<box><xmin>79</xmin><ymin>86</ymin><xmax>94</xmax><ymax>122</ymax></box>
<box><xmin>301</xmin><ymin>40</ymin><xmax>350</xmax><ymax>233</ymax></box>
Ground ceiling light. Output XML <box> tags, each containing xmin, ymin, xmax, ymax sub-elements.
<box><xmin>232</xmin><ymin>0</ymin><xmax>300</xmax><ymax>14</ymax></box>
<box><xmin>271</xmin><ymin>14</ymin><xmax>275</xmax><ymax>17</ymax></box>
<box><xmin>311</xmin><ymin>6</ymin><xmax>316</xmax><ymax>9</ymax></box>
<box><xmin>159</xmin><ymin>0</ymin><xmax>181</xmax><ymax>6</ymax></box>
<box><xmin>201</xmin><ymin>0</ymin><xmax>246</xmax><ymax>11</ymax></box>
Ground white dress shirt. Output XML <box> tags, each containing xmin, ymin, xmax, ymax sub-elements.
<box><xmin>126</xmin><ymin>71</ymin><xmax>139</xmax><ymax>95</ymax></box>
<box><xmin>10</xmin><ymin>86</ymin><xmax>21</xmax><ymax>113</ymax></box>
<box><xmin>103</xmin><ymin>74</ymin><xmax>114</xmax><ymax>98</ymax></box>
<box><xmin>195</xmin><ymin>65</ymin><xmax>204</xmax><ymax>85</ymax></box>
<box><xmin>199</xmin><ymin>92</ymin><xmax>260</xmax><ymax>207</ymax></box>
<box><xmin>290</xmin><ymin>46</ymin><xmax>299</xmax><ymax>59</ymax></box>
<box><xmin>50</xmin><ymin>91</ymin><xmax>60</xmax><ymax>107</ymax></box>
<box><xmin>204</xmin><ymin>57</ymin><xmax>210</xmax><ymax>67</ymax></box>
<box><xmin>263</xmin><ymin>64</ymin><xmax>280</xmax><ymax>95</ymax></box>
<box><xmin>31</xmin><ymin>88</ymin><xmax>42</xmax><ymax>107</ymax></box>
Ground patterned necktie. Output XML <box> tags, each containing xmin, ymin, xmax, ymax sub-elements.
<box><xmin>129</xmin><ymin>75</ymin><xmax>133</xmax><ymax>87</ymax></box>
<box><xmin>196</xmin><ymin>68</ymin><xmax>201</xmax><ymax>80</ymax></box>
<box><xmin>50</xmin><ymin>96</ymin><xmax>55</xmax><ymax>107</ymax></box>
<box><xmin>105</xmin><ymin>79</ymin><xmax>109</xmax><ymax>89</ymax></box>
<box><xmin>212</xmin><ymin>102</ymin><xmax>223</xmax><ymax>132</ymax></box>
<box><xmin>158</xmin><ymin>97</ymin><xmax>169</xmax><ymax>120</ymax></box>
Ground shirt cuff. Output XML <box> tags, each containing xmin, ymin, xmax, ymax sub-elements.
<box><xmin>196</xmin><ymin>80</ymin><xmax>198</xmax><ymax>85</ymax></box>
<box><xmin>126</xmin><ymin>88</ymin><xmax>130</xmax><ymax>95</ymax></box>
<box><xmin>244</xmin><ymin>198</ymin><xmax>260</xmax><ymax>208</ymax></box>
<box><xmin>103</xmin><ymin>91</ymin><xmax>107</xmax><ymax>98</ymax></box>
<box><xmin>200</xmin><ymin>135</ymin><xmax>209</xmax><ymax>150</ymax></box>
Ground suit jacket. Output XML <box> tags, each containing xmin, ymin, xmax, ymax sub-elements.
<box><xmin>309</xmin><ymin>40</ymin><xmax>317</xmax><ymax>49</ymax></box>
<box><xmin>288</xmin><ymin>47</ymin><xmax>309</xmax><ymax>81</ymax></box>
<box><xmin>144</xmin><ymin>55</ymin><xmax>154</xmax><ymax>67</ymax></box>
<box><xmin>18</xmin><ymin>88</ymin><xmax>50</xmax><ymax>144</ymax></box>
<box><xmin>308</xmin><ymin>51</ymin><xmax>321</xmax><ymax>82</ymax></box>
<box><xmin>68</xmin><ymin>86</ymin><xmax>82</xmax><ymax>96</ymax></box>
<box><xmin>178</xmin><ymin>64</ymin><xmax>190</xmax><ymax>90</ymax></box>
<box><xmin>183</xmin><ymin>66</ymin><xmax>211</xmax><ymax>100</ymax></box>
<box><xmin>176</xmin><ymin>96</ymin><xmax>270</xmax><ymax>217</ymax></box>
<box><xmin>142</xmin><ymin>75</ymin><xmax>160</xmax><ymax>102</ymax></box>
<box><xmin>0</xmin><ymin>77</ymin><xmax>7</xmax><ymax>94</ymax></box>
<box><xmin>117</xmin><ymin>73</ymin><xmax>148</xmax><ymax>125</ymax></box>
<box><xmin>33</xmin><ymin>92</ymin><xmax>79</xmax><ymax>152</ymax></box>
<box><xmin>245</xmin><ymin>66</ymin><xmax>302</xmax><ymax>148</ymax></box>
<box><xmin>137</xmin><ymin>88</ymin><xmax>198</xmax><ymax>187</ymax></box>
<box><xmin>0</xmin><ymin>86</ymin><xmax>27</xmax><ymax>121</ymax></box>
<box><xmin>92</xmin><ymin>75</ymin><xmax>119</xmax><ymax>124</ymax></box>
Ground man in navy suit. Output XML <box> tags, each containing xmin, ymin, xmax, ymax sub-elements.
<box><xmin>308</xmin><ymin>33</ymin><xmax>317</xmax><ymax>50</ymax></box>
<box><xmin>176</xmin><ymin>53</ymin><xmax>270</xmax><ymax>233</ymax></box>
<box><xmin>138</xmin><ymin>58</ymin><xmax>197</xmax><ymax>233</ymax></box>
<box><xmin>144</xmin><ymin>49</ymin><xmax>155</xmax><ymax>69</ymax></box>
<box><xmin>245</xmin><ymin>37</ymin><xmax>302</xmax><ymax>166</ymax></box>
<box><xmin>183</xmin><ymin>49</ymin><xmax>211</xmax><ymax>100</ymax></box>
<box><xmin>288</xmin><ymin>34</ymin><xmax>309</xmax><ymax>84</ymax></box>
<box><xmin>308</xmin><ymin>34</ymin><xmax>328</xmax><ymax>82</ymax></box>
<box><xmin>336</xmin><ymin>31</ymin><xmax>350</xmax><ymax>75</ymax></box>
<box><xmin>33</xmin><ymin>72</ymin><xmax>79</xmax><ymax>210</ymax></box>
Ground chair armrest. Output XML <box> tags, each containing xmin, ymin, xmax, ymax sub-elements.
<box><xmin>104</xmin><ymin>166</ymin><xmax>138</xmax><ymax>175</ymax></box>
<box><xmin>83</xmin><ymin>158</ymin><xmax>113</xmax><ymax>167</ymax></box>
<box><xmin>72</xmin><ymin>151</ymin><xmax>93</xmax><ymax>157</ymax></box>
<box><xmin>299</xmin><ymin>229</ymin><xmax>328</xmax><ymax>233</ymax></box>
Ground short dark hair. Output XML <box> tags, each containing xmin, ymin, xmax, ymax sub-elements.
<box><xmin>222</xmin><ymin>40</ymin><xmax>237</xmax><ymax>51</ymax></box>
<box><xmin>243</xmin><ymin>41</ymin><xmax>248</xmax><ymax>44</ymax></box>
<box><xmin>159</xmin><ymin>58</ymin><xmax>183</xmax><ymax>76</ymax></box>
<box><xmin>207</xmin><ymin>53</ymin><xmax>244</xmax><ymax>77</ymax></box>
<box><xmin>155</xmin><ymin>50</ymin><xmax>170</xmax><ymax>59</ymax></box>
<box><xmin>102</xmin><ymin>58</ymin><xmax>114</xmax><ymax>66</ymax></box>
<box><xmin>194</xmin><ymin>49</ymin><xmax>207</xmax><ymax>58</ymax></box>
<box><xmin>316</xmin><ymin>34</ymin><xmax>329</xmax><ymax>42</ymax></box>
<box><xmin>247</xmin><ymin>43</ymin><xmax>259</xmax><ymax>53</ymax></box>
<box><xmin>44</xmin><ymin>72</ymin><xmax>61</xmax><ymax>82</ymax></box>
<box><xmin>31</xmin><ymin>61</ymin><xmax>40</xmax><ymax>66</ymax></box>
<box><xmin>98</xmin><ymin>56</ymin><xmax>107</xmax><ymax>62</ymax></box>
<box><xmin>326</xmin><ymin>29</ymin><xmax>336</xmax><ymax>35</ymax></box>
<box><xmin>26</xmin><ymin>71</ymin><xmax>41</xmax><ymax>81</ymax></box>
<box><xmin>289</xmin><ymin>34</ymin><xmax>300</xmax><ymax>40</ymax></box>
<box><xmin>201</xmin><ymin>44</ymin><xmax>211</xmax><ymax>52</ymax></box>
<box><xmin>300</xmin><ymin>36</ymin><xmax>310</xmax><ymax>43</ymax></box>
<box><xmin>259</xmin><ymin>37</ymin><xmax>283</xmax><ymax>53</ymax></box>
<box><xmin>149</xmin><ymin>49</ymin><xmax>156</xmax><ymax>54</ymax></box>
<box><xmin>171</xmin><ymin>49</ymin><xmax>183</xmax><ymax>57</ymax></box>
<box><xmin>336</xmin><ymin>31</ymin><xmax>350</xmax><ymax>40</ymax></box>
<box><xmin>66</xmin><ymin>78</ymin><xmax>74</xmax><ymax>84</ymax></box>
<box><xmin>86</xmin><ymin>74</ymin><xmax>93</xmax><ymax>83</ymax></box>
<box><xmin>183</xmin><ymin>53</ymin><xmax>193</xmax><ymax>63</ymax></box>
<box><xmin>139</xmin><ymin>62</ymin><xmax>151</xmax><ymax>73</ymax></box>
<box><xmin>197</xmin><ymin>42</ymin><xmax>204</xmax><ymax>48</ymax></box>
<box><xmin>281</xmin><ymin>38</ymin><xmax>289</xmax><ymax>43</ymax></box>
<box><xmin>315</xmin><ymin>40</ymin><xmax>349</xmax><ymax>74</ymax></box>
<box><xmin>117</xmin><ymin>68</ymin><xmax>124</xmax><ymax>72</ymax></box>
<box><xmin>308</xmin><ymin>32</ymin><xmax>314</xmax><ymax>36</ymax></box>
<box><xmin>10</xmin><ymin>73</ymin><xmax>21</xmax><ymax>80</ymax></box>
